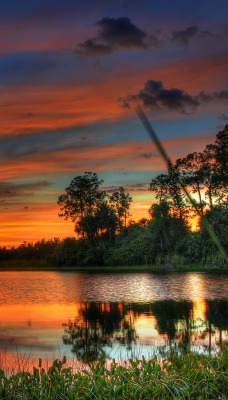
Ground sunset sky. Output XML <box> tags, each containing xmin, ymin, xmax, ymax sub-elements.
<box><xmin>0</xmin><ymin>0</ymin><xmax>228</xmax><ymax>247</ymax></box>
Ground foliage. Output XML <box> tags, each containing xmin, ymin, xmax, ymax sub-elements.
<box><xmin>109</xmin><ymin>186</ymin><xmax>132</xmax><ymax>230</ymax></box>
<box><xmin>57</xmin><ymin>172</ymin><xmax>106</xmax><ymax>239</ymax></box>
<box><xmin>148</xmin><ymin>200</ymin><xmax>189</xmax><ymax>256</ymax></box>
<box><xmin>0</xmin><ymin>351</ymin><xmax>227</xmax><ymax>399</ymax></box>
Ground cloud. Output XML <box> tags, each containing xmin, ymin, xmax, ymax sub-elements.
<box><xmin>171</xmin><ymin>25</ymin><xmax>212</xmax><ymax>46</ymax></box>
<box><xmin>0</xmin><ymin>181</ymin><xmax>52</xmax><ymax>199</ymax></box>
<box><xmin>0</xmin><ymin>132</ymin><xmax>216</xmax><ymax>182</ymax></box>
<box><xmin>76</xmin><ymin>17</ymin><xmax>152</xmax><ymax>56</ymax></box>
<box><xmin>122</xmin><ymin>80</ymin><xmax>228</xmax><ymax>114</ymax></box>
<box><xmin>96</xmin><ymin>17</ymin><xmax>149</xmax><ymax>48</ymax></box>
<box><xmin>76</xmin><ymin>19</ymin><xmax>218</xmax><ymax>57</ymax></box>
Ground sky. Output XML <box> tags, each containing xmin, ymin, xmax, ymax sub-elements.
<box><xmin>0</xmin><ymin>0</ymin><xmax>228</xmax><ymax>247</ymax></box>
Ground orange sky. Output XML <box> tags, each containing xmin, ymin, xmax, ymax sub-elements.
<box><xmin>0</xmin><ymin>1</ymin><xmax>227</xmax><ymax>247</ymax></box>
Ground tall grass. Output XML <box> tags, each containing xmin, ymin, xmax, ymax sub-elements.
<box><xmin>0</xmin><ymin>351</ymin><xmax>227</xmax><ymax>399</ymax></box>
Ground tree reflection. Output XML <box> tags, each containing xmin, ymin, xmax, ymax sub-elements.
<box><xmin>115</xmin><ymin>304</ymin><xmax>138</xmax><ymax>350</ymax></box>
<box><xmin>205</xmin><ymin>300</ymin><xmax>228</xmax><ymax>351</ymax></box>
<box><xmin>62</xmin><ymin>299</ymin><xmax>228</xmax><ymax>362</ymax></box>
<box><xmin>63</xmin><ymin>302</ymin><xmax>123</xmax><ymax>362</ymax></box>
<box><xmin>150</xmin><ymin>300</ymin><xmax>193</xmax><ymax>354</ymax></box>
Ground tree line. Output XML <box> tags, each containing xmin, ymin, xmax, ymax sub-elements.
<box><xmin>1</xmin><ymin>125</ymin><xmax>227</xmax><ymax>268</ymax></box>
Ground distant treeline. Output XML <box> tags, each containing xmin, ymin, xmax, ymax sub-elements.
<box><xmin>1</xmin><ymin>125</ymin><xmax>227</xmax><ymax>268</ymax></box>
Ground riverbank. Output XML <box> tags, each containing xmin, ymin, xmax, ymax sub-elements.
<box><xmin>1</xmin><ymin>351</ymin><xmax>227</xmax><ymax>399</ymax></box>
<box><xmin>0</xmin><ymin>258</ymin><xmax>227</xmax><ymax>273</ymax></box>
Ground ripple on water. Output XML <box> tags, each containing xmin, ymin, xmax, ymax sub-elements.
<box><xmin>0</xmin><ymin>271</ymin><xmax>227</xmax><ymax>304</ymax></box>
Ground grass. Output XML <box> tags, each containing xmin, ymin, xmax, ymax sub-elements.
<box><xmin>0</xmin><ymin>351</ymin><xmax>227</xmax><ymax>399</ymax></box>
<box><xmin>0</xmin><ymin>258</ymin><xmax>228</xmax><ymax>273</ymax></box>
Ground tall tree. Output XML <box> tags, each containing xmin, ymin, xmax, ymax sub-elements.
<box><xmin>149</xmin><ymin>174</ymin><xmax>170</xmax><ymax>203</ymax></box>
<box><xmin>175</xmin><ymin>152</ymin><xmax>205</xmax><ymax>213</ymax></box>
<box><xmin>204</xmin><ymin>125</ymin><xmax>228</xmax><ymax>205</ymax></box>
<box><xmin>214</xmin><ymin>124</ymin><xmax>228</xmax><ymax>179</ymax></box>
<box><xmin>109</xmin><ymin>187</ymin><xmax>132</xmax><ymax>230</ymax></box>
<box><xmin>148</xmin><ymin>200</ymin><xmax>189</xmax><ymax>254</ymax></box>
<box><xmin>75</xmin><ymin>202</ymin><xmax>118</xmax><ymax>241</ymax></box>
<box><xmin>199</xmin><ymin>145</ymin><xmax>219</xmax><ymax>209</ymax></box>
<box><xmin>58</xmin><ymin>172</ymin><xmax>106</xmax><ymax>237</ymax></box>
<box><xmin>149</xmin><ymin>164</ymin><xmax>188</xmax><ymax>221</ymax></box>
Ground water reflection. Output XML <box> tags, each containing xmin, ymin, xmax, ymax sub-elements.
<box><xmin>0</xmin><ymin>272</ymin><xmax>227</xmax><ymax>369</ymax></box>
<box><xmin>1</xmin><ymin>271</ymin><xmax>227</xmax><ymax>304</ymax></box>
<box><xmin>62</xmin><ymin>299</ymin><xmax>228</xmax><ymax>362</ymax></box>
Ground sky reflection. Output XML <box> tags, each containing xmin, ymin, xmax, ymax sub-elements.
<box><xmin>0</xmin><ymin>271</ymin><xmax>227</xmax><ymax>370</ymax></box>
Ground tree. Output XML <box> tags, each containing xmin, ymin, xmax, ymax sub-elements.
<box><xmin>175</xmin><ymin>152</ymin><xmax>205</xmax><ymax>214</ymax></box>
<box><xmin>57</xmin><ymin>172</ymin><xmax>106</xmax><ymax>237</ymax></box>
<box><xmin>203</xmin><ymin>125</ymin><xmax>228</xmax><ymax>205</ymax></box>
<box><xmin>199</xmin><ymin>205</ymin><xmax>228</xmax><ymax>249</ymax></box>
<box><xmin>175</xmin><ymin>127</ymin><xmax>228</xmax><ymax>211</ymax></box>
<box><xmin>75</xmin><ymin>202</ymin><xmax>118</xmax><ymax>242</ymax></box>
<box><xmin>149</xmin><ymin>164</ymin><xmax>188</xmax><ymax>221</ymax></box>
<box><xmin>198</xmin><ymin>146</ymin><xmax>218</xmax><ymax>209</ymax></box>
<box><xmin>149</xmin><ymin>174</ymin><xmax>170</xmax><ymax>203</ymax></box>
<box><xmin>109</xmin><ymin>187</ymin><xmax>132</xmax><ymax>230</ymax></box>
<box><xmin>214</xmin><ymin>124</ymin><xmax>228</xmax><ymax>180</ymax></box>
<box><xmin>94</xmin><ymin>202</ymin><xmax>118</xmax><ymax>239</ymax></box>
<box><xmin>148</xmin><ymin>200</ymin><xmax>189</xmax><ymax>255</ymax></box>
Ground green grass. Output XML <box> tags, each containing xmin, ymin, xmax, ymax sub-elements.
<box><xmin>0</xmin><ymin>258</ymin><xmax>227</xmax><ymax>273</ymax></box>
<box><xmin>0</xmin><ymin>351</ymin><xmax>227</xmax><ymax>399</ymax></box>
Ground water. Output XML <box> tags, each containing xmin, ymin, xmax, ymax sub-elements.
<box><xmin>0</xmin><ymin>271</ymin><xmax>227</xmax><ymax>368</ymax></box>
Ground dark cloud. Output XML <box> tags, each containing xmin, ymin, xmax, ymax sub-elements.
<box><xmin>96</xmin><ymin>17</ymin><xmax>148</xmax><ymax>48</ymax></box>
<box><xmin>137</xmin><ymin>80</ymin><xmax>199</xmax><ymax>114</ymax></box>
<box><xmin>77</xmin><ymin>20</ymin><xmax>216</xmax><ymax>57</ymax></box>
<box><xmin>171</xmin><ymin>25</ymin><xmax>212</xmax><ymax>46</ymax></box>
<box><xmin>0</xmin><ymin>181</ymin><xmax>52</xmax><ymax>199</ymax></box>
<box><xmin>77</xmin><ymin>17</ymin><xmax>152</xmax><ymax>56</ymax></box>
<box><xmin>122</xmin><ymin>80</ymin><xmax>228</xmax><ymax>114</ymax></box>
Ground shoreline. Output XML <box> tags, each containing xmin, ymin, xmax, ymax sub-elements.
<box><xmin>0</xmin><ymin>260</ymin><xmax>227</xmax><ymax>273</ymax></box>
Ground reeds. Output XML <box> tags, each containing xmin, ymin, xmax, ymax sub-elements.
<box><xmin>0</xmin><ymin>351</ymin><xmax>227</xmax><ymax>399</ymax></box>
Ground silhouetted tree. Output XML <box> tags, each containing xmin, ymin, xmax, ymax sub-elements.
<box><xmin>109</xmin><ymin>187</ymin><xmax>132</xmax><ymax>230</ymax></box>
<box><xmin>175</xmin><ymin>151</ymin><xmax>206</xmax><ymax>213</ymax></box>
<box><xmin>148</xmin><ymin>200</ymin><xmax>189</xmax><ymax>255</ymax></box>
<box><xmin>75</xmin><ymin>202</ymin><xmax>118</xmax><ymax>242</ymax></box>
<box><xmin>58</xmin><ymin>172</ymin><xmax>106</xmax><ymax>237</ymax></box>
<box><xmin>149</xmin><ymin>164</ymin><xmax>188</xmax><ymax>221</ymax></box>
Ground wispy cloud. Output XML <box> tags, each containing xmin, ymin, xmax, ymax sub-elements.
<box><xmin>171</xmin><ymin>25</ymin><xmax>213</xmax><ymax>46</ymax></box>
<box><xmin>0</xmin><ymin>181</ymin><xmax>52</xmax><ymax>199</ymax></box>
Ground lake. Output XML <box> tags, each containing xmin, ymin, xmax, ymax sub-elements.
<box><xmin>0</xmin><ymin>271</ymin><xmax>227</xmax><ymax>369</ymax></box>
